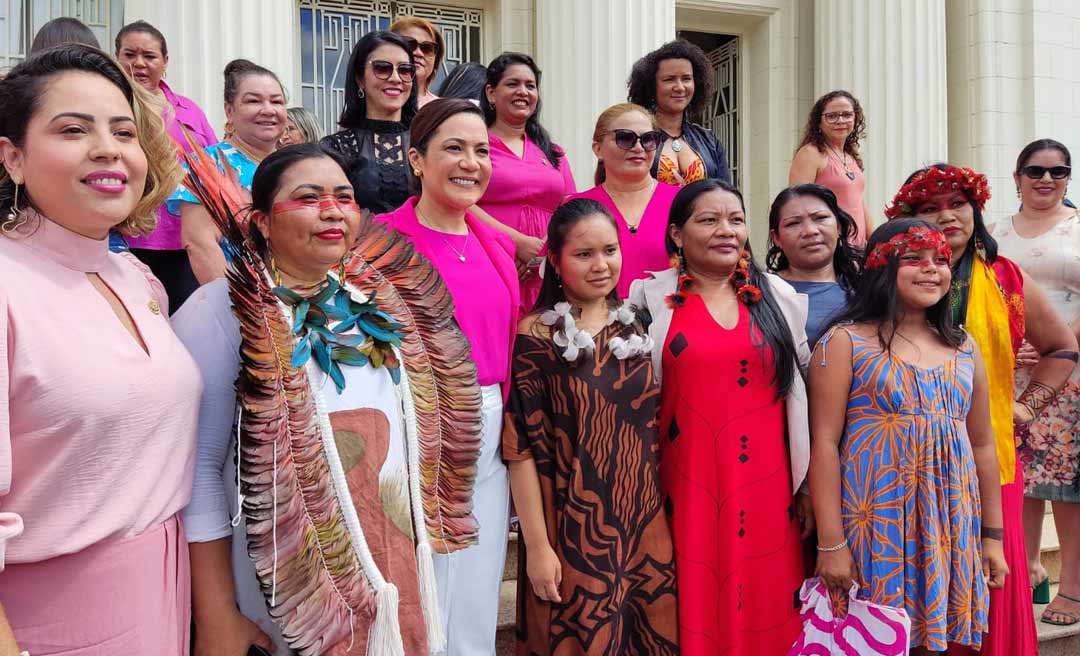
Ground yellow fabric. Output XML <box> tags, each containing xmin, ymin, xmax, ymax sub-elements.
<box><xmin>965</xmin><ymin>257</ymin><xmax>1016</xmax><ymax>484</ymax></box>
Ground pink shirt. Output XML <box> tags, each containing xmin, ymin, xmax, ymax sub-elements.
<box><xmin>376</xmin><ymin>198</ymin><xmax>519</xmax><ymax>392</ymax></box>
<box><xmin>570</xmin><ymin>182</ymin><xmax>680</xmax><ymax>298</ymax></box>
<box><xmin>0</xmin><ymin>215</ymin><xmax>202</xmax><ymax>570</ymax></box>
<box><xmin>815</xmin><ymin>155</ymin><xmax>867</xmax><ymax>246</ymax></box>
<box><xmin>126</xmin><ymin>81</ymin><xmax>218</xmax><ymax>251</ymax></box>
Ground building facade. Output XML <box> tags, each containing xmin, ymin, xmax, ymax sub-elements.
<box><xmin>4</xmin><ymin>0</ymin><xmax>1079</xmax><ymax>242</ymax></box>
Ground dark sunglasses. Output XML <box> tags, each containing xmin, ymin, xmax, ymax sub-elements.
<box><xmin>606</xmin><ymin>129</ymin><xmax>663</xmax><ymax>151</ymax></box>
<box><xmin>369</xmin><ymin>59</ymin><xmax>415</xmax><ymax>81</ymax></box>
<box><xmin>403</xmin><ymin>37</ymin><xmax>438</xmax><ymax>57</ymax></box>
<box><xmin>1021</xmin><ymin>165</ymin><xmax>1071</xmax><ymax>180</ymax></box>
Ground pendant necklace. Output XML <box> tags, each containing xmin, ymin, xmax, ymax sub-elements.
<box><xmin>417</xmin><ymin>205</ymin><xmax>470</xmax><ymax>262</ymax></box>
<box><xmin>829</xmin><ymin>145</ymin><xmax>856</xmax><ymax>181</ymax></box>
<box><xmin>669</xmin><ymin>132</ymin><xmax>684</xmax><ymax>153</ymax></box>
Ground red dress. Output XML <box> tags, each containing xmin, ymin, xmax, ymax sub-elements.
<box><xmin>659</xmin><ymin>294</ymin><xmax>804</xmax><ymax>655</ymax></box>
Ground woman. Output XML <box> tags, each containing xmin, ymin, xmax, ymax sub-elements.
<box><xmin>570</xmin><ymin>103</ymin><xmax>678</xmax><ymax>297</ymax></box>
<box><xmin>0</xmin><ymin>44</ymin><xmax>196</xmax><ymax>654</ymax></box>
<box><xmin>438</xmin><ymin>62</ymin><xmax>486</xmax><ymax>102</ymax></box>
<box><xmin>115</xmin><ymin>19</ymin><xmax>217</xmax><ymax>311</ymax></box>
<box><xmin>889</xmin><ymin>163</ymin><xmax>1079</xmax><ymax>655</ymax></box>
<box><xmin>168</xmin><ymin>59</ymin><xmax>285</xmax><ymax>284</ymax></box>
<box><xmin>322</xmin><ymin>31</ymin><xmax>418</xmax><ymax>216</ymax></box>
<box><xmin>377</xmin><ymin>98</ymin><xmax>519</xmax><ymax>655</ymax></box>
<box><xmin>28</xmin><ymin>16</ymin><xmax>98</xmax><ymax>53</ymax></box>
<box><xmin>629</xmin><ymin>179</ymin><xmax>812</xmax><ymax>655</ymax></box>
<box><xmin>789</xmin><ymin>90</ymin><xmax>870</xmax><ymax>246</ymax></box>
<box><xmin>766</xmin><ymin>183</ymin><xmax>861</xmax><ymax>346</ymax></box>
<box><xmin>991</xmin><ymin>139</ymin><xmax>1080</xmax><ymax>625</ymax></box>
<box><xmin>504</xmin><ymin>198</ymin><xmax>679</xmax><ymax>654</ymax></box>
<box><xmin>280</xmin><ymin>106</ymin><xmax>322</xmax><ymax>146</ymax></box>
<box><xmin>628</xmin><ymin>39</ymin><xmax>730</xmax><ymax>187</ymax></box>
<box><xmin>391</xmin><ymin>16</ymin><xmax>444</xmax><ymax>107</ymax></box>
<box><xmin>176</xmin><ymin>142</ymin><xmax>483</xmax><ymax>655</ymax></box>
<box><xmin>478</xmin><ymin>52</ymin><xmax>576</xmax><ymax>314</ymax></box>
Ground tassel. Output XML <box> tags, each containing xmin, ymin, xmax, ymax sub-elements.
<box><xmin>416</xmin><ymin>541</ymin><xmax>446</xmax><ymax>652</ymax></box>
<box><xmin>366</xmin><ymin>583</ymin><xmax>405</xmax><ymax>656</ymax></box>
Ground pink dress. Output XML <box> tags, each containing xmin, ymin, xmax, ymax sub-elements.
<box><xmin>815</xmin><ymin>153</ymin><xmax>868</xmax><ymax>246</ymax></box>
<box><xmin>0</xmin><ymin>214</ymin><xmax>201</xmax><ymax>654</ymax></box>
<box><xmin>478</xmin><ymin>134</ymin><xmax>576</xmax><ymax>315</ymax></box>
<box><xmin>570</xmin><ymin>182</ymin><xmax>680</xmax><ymax>298</ymax></box>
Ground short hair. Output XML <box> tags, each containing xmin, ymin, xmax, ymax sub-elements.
<box><xmin>627</xmin><ymin>39</ymin><xmax>712</xmax><ymax>117</ymax></box>
<box><xmin>223</xmin><ymin>59</ymin><xmax>284</xmax><ymax>104</ymax></box>
<box><xmin>286</xmin><ymin>107</ymin><xmax>323</xmax><ymax>144</ymax></box>
<box><xmin>390</xmin><ymin>16</ymin><xmax>445</xmax><ymax>78</ymax></box>
<box><xmin>114</xmin><ymin>20</ymin><xmax>168</xmax><ymax>57</ymax></box>
<box><xmin>410</xmin><ymin>97</ymin><xmax>484</xmax><ymax>156</ymax></box>
<box><xmin>0</xmin><ymin>44</ymin><xmax>181</xmax><ymax>237</ymax></box>
<box><xmin>29</xmin><ymin>17</ymin><xmax>99</xmax><ymax>55</ymax></box>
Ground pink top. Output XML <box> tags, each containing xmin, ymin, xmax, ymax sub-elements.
<box><xmin>0</xmin><ymin>214</ymin><xmax>202</xmax><ymax>570</ymax></box>
<box><xmin>570</xmin><ymin>182</ymin><xmax>680</xmax><ymax>298</ymax></box>
<box><xmin>376</xmin><ymin>197</ymin><xmax>520</xmax><ymax>395</ymax></box>
<box><xmin>126</xmin><ymin>81</ymin><xmax>218</xmax><ymax>251</ymax></box>
<box><xmin>815</xmin><ymin>154</ymin><xmax>867</xmax><ymax>246</ymax></box>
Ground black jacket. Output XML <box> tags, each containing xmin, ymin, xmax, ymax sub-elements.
<box><xmin>321</xmin><ymin>118</ymin><xmax>415</xmax><ymax>215</ymax></box>
<box><xmin>650</xmin><ymin>118</ymin><xmax>732</xmax><ymax>184</ymax></box>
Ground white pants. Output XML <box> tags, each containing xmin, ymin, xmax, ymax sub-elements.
<box><xmin>433</xmin><ymin>384</ymin><xmax>510</xmax><ymax>655</ymax></box>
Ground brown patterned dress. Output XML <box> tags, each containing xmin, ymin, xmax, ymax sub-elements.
<box><xmin>502</xmin><ymin>319</ymin><xmax>679</xmax><ymax>655</ymax></box>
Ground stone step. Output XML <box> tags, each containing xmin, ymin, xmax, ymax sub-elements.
<box><xmin>502</xmin><ymin>530</ymin><xmax>518</xmax><ymax>581</ymax></box>
<box><xmin>496</xmin><ymin>578</ymin><xmax>516</xmax><ymax>655</ymax></box>
<box><xmin>1036</xmin><ymin>583</ymin><xmax>1080</xmax><ymax>656</ymax></box>
<box><xmin>1042</xmin><ymin>510</ymin><xmax>1062</xmax><ymax>585</ymax></box>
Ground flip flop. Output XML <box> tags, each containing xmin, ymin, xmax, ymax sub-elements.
<box><xmin>1041</xmin><ymin>592</ymin><xmax>1080</xmax><ymax>626</ymax></box>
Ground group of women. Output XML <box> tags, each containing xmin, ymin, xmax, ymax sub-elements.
<box><xmin>0</xmin><ymin>15</ymin><xmax>1079</xmax><ymax>656</ymax></box>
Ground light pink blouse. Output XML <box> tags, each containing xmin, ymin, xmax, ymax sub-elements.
<box><xmin>0</xmin><ymin>215</ymin><xmax>201</xmax><ymax>570</ymax></box>
<box><xmin>815</xmin><ymin>154</ymin><xmax>867</xmax><ymax>246</ymax></box>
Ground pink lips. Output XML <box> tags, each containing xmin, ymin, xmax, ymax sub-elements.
<box><xmin>316</xmin><ymin>229</ymin><xmax>344</xmax><ymax>241</ymax></box>
<box><xmin>82</xmin><ymin>170</ymin><xmax>127</xmax><ymax>194</ymax></box>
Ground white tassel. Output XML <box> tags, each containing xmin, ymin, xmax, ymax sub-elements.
<box><xmin>366</xmin><ymin>583</ymin><xmax>405</xmax><ymax>656</ymax></box>
<box><xmin>415</xmin><ymin>541</ymin><xmax>445</xmax><ymax>652</ymax></box>
<box><xmin>231</xmin><ymin>407</ymin><xmax>245</xmax><ymax>527</ymax></box>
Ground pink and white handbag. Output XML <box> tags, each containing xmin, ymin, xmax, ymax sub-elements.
<box><xmin>788</xmin><ymin>578</ymin><xmax>911</xmax><ymax>656</ymax></box>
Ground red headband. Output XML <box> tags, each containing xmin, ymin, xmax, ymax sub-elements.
<box><xmin>885</xmin><ymin>165</ymin><xmax>991</xmax><ymax>219</ymax></box>
<box><xmin>865</xmin><ymin>225</ymin><xmax>952</xmax><ymax>270</ymax></box>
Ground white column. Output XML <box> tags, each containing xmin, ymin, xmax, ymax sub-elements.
<box><xmin>815</xmin><ymin>0</ymin><xmax>948</xmax><ymax>226</ymax></box>
<box><xmin>124</xmin><ymin>0</ymin><xmax>298</xmax><ymax>138</ymax></box>
<box><xmin>536</xmin><ymin>0</ymin><xmax>676</xmax><ymax>189</ymax></box>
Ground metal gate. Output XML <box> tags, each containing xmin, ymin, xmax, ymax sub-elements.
<box><xmin>299</xmin><ymin>0</ymin><xmax>484</xmax><ymax>135</ymax></box>
<box><xmin>0</xmin><ymin>0</ymin><xmax>123</xmax><ymax>71</ymax></box>
<box><xmin>703</xmin><ymin>38</ymin><xmax>738</xmax><ymax>188</ymax></box>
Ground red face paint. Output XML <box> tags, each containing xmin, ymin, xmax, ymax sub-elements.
<box><xmin>272</xmin><ymin>194</ymin><xmax>361</xmax><ymax>215</ymax></box>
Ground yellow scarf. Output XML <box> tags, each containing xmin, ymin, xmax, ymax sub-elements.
<box><xmin>964</xmin><ymin>257</ymin><xmax>1016</xmax><ymax>484</ymax></box>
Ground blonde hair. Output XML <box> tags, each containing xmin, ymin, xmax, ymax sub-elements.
<box><xmin>120</xmin><ymin>81</ymin><xmax>183</xmax><ymax>236</ymax></box>
<box><xmin>285</xmin><ymin>106</ymin><xmax>322</xmax><ymax>144</ymax></box>
<box><xmin>591</xmin><ymin>102</ymin><xmax>657</xmax><ymax>185</ymax></box>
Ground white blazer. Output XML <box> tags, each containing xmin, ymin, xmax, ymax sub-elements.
<box><xmin>628</xmin><ymin>267</ymin><xmax>813</xmax><ymax>492</ymax></box>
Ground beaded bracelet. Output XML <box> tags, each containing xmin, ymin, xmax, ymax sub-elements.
<box><xmin>816</xmin><ymin>539</ymin><xmax>849</xmax><ymax>553</ymax></box>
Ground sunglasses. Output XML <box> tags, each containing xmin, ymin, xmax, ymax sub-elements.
<box><xmin>822</xmin><ymin>111</ymin><xmax>855</xmax><ymax>124</ymax></box>
<box><xmin>606</xmin><ymin>129</ymin><xmax>663</xmax><ymax>151</ymax></box>
<box><xmin>1021</xmin><ymin>165</ymin><xmax>1071</xmax><ymax>180</ymax></box>
<box><xmin>368</xmin><ymin>59</ymin><xmax>415</xmax><ymax>81</ymax></box>
<box><xmin>403</xmin><ymin>37</ymin><xmax>438</xmax><ymax>57</ymax></box>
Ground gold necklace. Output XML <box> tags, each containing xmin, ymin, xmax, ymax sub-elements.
<box><xmin>229</xmin><ymin>138</ymin><xmax>268</xmax><ymax>164</ymax></box>
<box><xmin>416</xmin><ymin>205</ymin><xmax>470</xmax><ymax>262</ymax></box>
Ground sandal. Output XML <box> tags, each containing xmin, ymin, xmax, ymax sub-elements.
<box><xmin>1041</xmin><ymin>592</ymin><xmax>1080</xmax><ymax>626</ymax></box>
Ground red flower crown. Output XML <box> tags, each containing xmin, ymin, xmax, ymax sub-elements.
<box><xmin>884</xmin><ymin>165</ymin><xmax>991</xmax><ymax>219</ymax></box>
<box><xmin>865</xmin><ymin>225</ymin><xmax>952</xmax><ymax>270</ymax></box>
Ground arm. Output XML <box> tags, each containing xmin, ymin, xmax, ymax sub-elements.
<box><xmin>966</xmin><ymin>343</ymin><xmax>1008</xmax><ymax>589</ymax></box>
<box><xmin>1015</xmin><ymin>269</ymin><xmax>1079</xmax><ymax>423</ymax></box>
<box><xmin>788</xmin><ymin>145</ymin><xmax>824</xmax><ymax>186</ymax></box>
<box><xmin>808</xmin><ymin>328</ymin><xmax>857</xmax><ymax>595</ymax></box>
<box><xmin>507</xmin><ymin>458</ymin><xmax>561</xmax><ymax>603</ymax></box>
<box><xmin>181</xmin><ymin>202</ymin><xmax>227</xmax><ymax>285</ymax></box>
<box><xmin>469</xmin><ymin>204</ymin><xmax>543</xmax><ymax>265</ymax></box>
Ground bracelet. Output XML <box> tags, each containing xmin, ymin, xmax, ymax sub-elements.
<box><xmin>981</xmin><ymin>526</ymin><xmax>1004</xmax><ymax>541</ymax></box>
<box><xmin>816</xmin><ymin>538</ymin><xmax>849</xmax><ymax>552</ymax></box>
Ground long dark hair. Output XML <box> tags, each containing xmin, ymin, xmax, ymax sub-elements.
<box><xmin>831</xmin><ymin>217</ymin><xmax>964</xmax><ymax>350</ymax></box>
<box><xmin>115</xmin><ymin>19</ymin><xmax>168</xmax><ymax>56</ymax></box>
<box><xmin>766</xmin><ymin>184</ymin><xmax>861</xmax><ymax>291</ymax></box>
<box><xmin>668</xmin><ymin>179</ymin><xmax>797</xmax><ymax>396</ymax></box>
<box><xmin>437</xmin><ymin>62</ymin><xmax>486</xmax><ymax>102</ymax></box>
<box><xmin>904</xmin><ymin>163</ymin><xmax>998</xmax><ymax>262</ymax></box>
<box><xmin>338</xmin><ymin>31</ymin><xmax>419</xmax><ymax>129</ymax></box>
<box><xmin>627</xmin><ymin>39</ymin><xmax>712</xmax><ymax>118</ymax></box>
<box><xmin>796</xmin><ymin>90</ymin><xmax>866</xmax><ymax>169</ymax></box>
<box><xmin>533</xmin><ymin>198</ymin><xmax>620</xmax><ymax>312</ymax></box>
<box><xmin>481</xmin><ymin>52</ymin><xmax>561</xmax><ymax>168</ymax></box>
<box><xmin>29</xmin><ymin>17</ymin><xmax>99</xmax><ymax>55</ymax></box>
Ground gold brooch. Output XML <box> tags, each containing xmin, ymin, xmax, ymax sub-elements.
<box><xmin>148</xmin><ymin>299</ymin><xmax>161</xmax><ymax>315</ymax></box>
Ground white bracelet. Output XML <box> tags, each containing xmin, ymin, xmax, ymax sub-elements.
<box><xmin>816</xmin><ymin>538</ymin><xmax>849</xmax><ymax>553</ymax></box>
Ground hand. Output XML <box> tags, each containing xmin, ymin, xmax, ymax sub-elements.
<box><xmin>511</xmin><ymin>232</ymin><xmax>544</xmax><ymax>265</ymax></box>
<box><xmin>795</xmin><ymin>493</ymin><xmax>816</xmax><ymax>540</ymax></box>
<box><xmin>1014</xmin><ymin>400</ymin><xmax>1036</xmax><ymax>426</ymax></box>
<box><xmin>526</xmin><ymin>542</ymin><xmax>563</xmax><ymax>603</ymax></box>
<box><xmin>1015</xmin><ymin>340</ymin><xmax>1040</xmax><ymax>368</ymax></box>
<box><xmin>815</xmin><ymin>546</ymin><xmax>856</xmax><ymax>598</ymax></box>
<box><xmin>193</xmin><ymin>608</ymin><xmax>274</xmax><ymax>656</ymax></box>
<box><xmin>982</xmin><ymin>538</ymin><xmax>1009</xmax><ymax>589</ymax></box>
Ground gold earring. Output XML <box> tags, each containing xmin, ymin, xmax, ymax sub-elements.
<box><xmin>413</xmin><ymin>168</ymin><xmax>421</xmax><ymax>177</ymax></box>
<box><xmin>2</xmin><ymin>182</ymin><xmax>25</xmax><ymax>233</ymax></box>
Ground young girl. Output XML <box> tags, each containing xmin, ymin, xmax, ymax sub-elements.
<box><xmin>502</xmin><ymin>198</ymin><xmax>679</xmax><ymax>654</ymax></box>
<box><xmin>809</xmin><ymin>218</ymin><xmax>1008</xmax><ymax>654</ymax></box>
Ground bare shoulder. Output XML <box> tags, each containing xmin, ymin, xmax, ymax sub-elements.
<box><xmin>517</xmin><ymin>313</ymin><xmax>550</xmax><ymax>338</ymax></box>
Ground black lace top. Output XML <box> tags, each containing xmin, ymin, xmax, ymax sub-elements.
<box><xmin>321</xmin><ymin>118</ymin><xmax>415</xmax><ymax>215</ymax></box>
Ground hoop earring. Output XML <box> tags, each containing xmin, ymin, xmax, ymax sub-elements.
<box><xmin>2</xmin><ymin>183</ymin><xmax>26</xmax><ymax>234</ymax></box>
